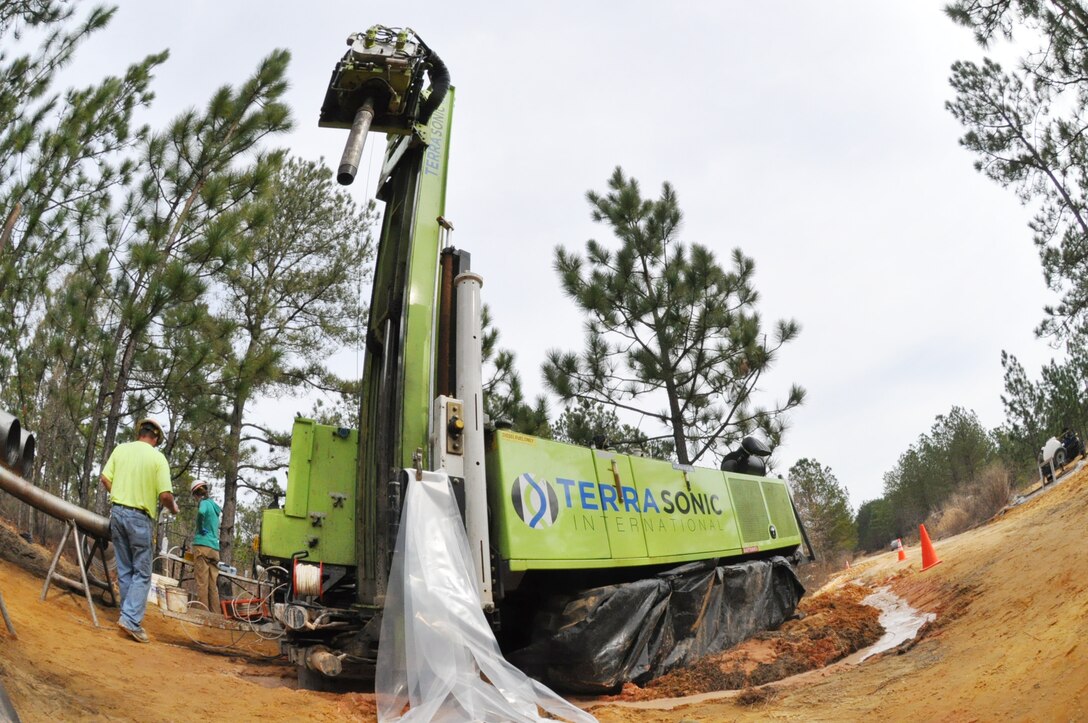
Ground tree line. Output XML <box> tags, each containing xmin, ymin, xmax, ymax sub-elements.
<box><xmin>3</xmin><ymin>3</ymin><xmax>806</xmax><ymax>566</ymax></box>
<box><xmin>20</xmin><ymin>1</ymin><xmax>1082</xmax><ymax>572</ymax></box>
<box><xmin>854</xmin><ymin>1</ymin><xmax>1088</xmax><ymax>551</ymax></box>
<box><xmin>0</xmin><ymin>3</ymin><xmax>373</xmax><ymax>563</ymax></box>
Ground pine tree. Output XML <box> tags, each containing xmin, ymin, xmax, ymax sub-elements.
<box><xmin>543</xmin><ymin>167</ymin><xmax>805</xmax><ymax>465</ymax></box>
<box><xmin>787</xmin><ymin>458</ymin><xmax>856</xmax><ymax>558</ymax></box>
<box><xmin>0</xmin><ymin>3</ymin><xmax>166</xmax><ymax>518</ymax></box>
<box><xmin>77</xmin><ymin>50</ymin><xmax>293</xmax><ymax>510</ymax></box>
<box><xmin>946</xmin><ymin>1</ymin><xmax>1088</xmax><ymax>338</ymax></box>
<box><xmin>481</xmin><ymin>305</ymin><xmax>550</xmax><ymax>437</ymax></box>
<box><xmin>997</xmin><ymin>350</ymin><xmax>1047</xmax><ymax>471</ymax></box>
<box><xmin>0</xmin><ymin>3</ymin><xmax>163</xmax><ymax>417</ymax></box>
<box><xmin>208</xmin><ymin>156</ymin><xmax>374</xmax><ymax>563</ymax></box>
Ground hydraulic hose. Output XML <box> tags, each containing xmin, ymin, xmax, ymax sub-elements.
<box><xmin>336</xmin><ymin>97</ymin><xmax>376</xmax><ymax>186</ymax></box>
<box><xmin>417</xmin><ymin>48</ymin><xmax>450</xmax><ymax>126</ymax></box>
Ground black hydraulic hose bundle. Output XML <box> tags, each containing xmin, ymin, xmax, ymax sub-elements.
<box><xmin>416</xmin><ymin>46</ymin><xmax>450</xmax><ymax>126</ymax></box>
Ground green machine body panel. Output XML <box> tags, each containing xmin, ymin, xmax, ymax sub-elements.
<box><xmin>485</xmin><ymin>430</ymin><xmax>802</xmax><ymax>572</ymax></box>
<box><xmin>261</xmin><ymin>418</ymin><xmax>358</xmax><ymax>566</ymax></box>
<box><xmin>487</xmin><ymin>433</ymin><xmax>611</xmax><ymax>563</ymax></box>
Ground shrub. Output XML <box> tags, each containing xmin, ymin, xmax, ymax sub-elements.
<box><xmin>925</xmin><ymin>463</ymin><xmax>1012</xmax><ymax>538</ymax></box>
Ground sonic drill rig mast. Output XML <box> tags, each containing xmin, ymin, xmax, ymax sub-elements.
<box><xmin>314</xmin><ymin>26</ymin><xmax>483</xmax><ymax>611</ymax></box>
<box><xmin>256</xmin><ymin>25</ymin><xmax>808</xmax><ymax>691</ymax></box>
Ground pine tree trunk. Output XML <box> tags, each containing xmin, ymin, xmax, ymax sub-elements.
<box><xmin>101</xmin><ymin>329</ymin><xmax>140</xmax><ymax>469</ymax></box>
<box><xmin>663</xmin><ymin>378</ymin><xmax>689</xmax><ymax>465</ymax></box>
<box><xmin>219</xmin><ymin>396</ymin><xmax>246</xmax><ymax>566</ymax></box>
<box><xmin>78</xmin><ymin>327</ymin><xmax>124</xmax><ymax>509</ymax></box>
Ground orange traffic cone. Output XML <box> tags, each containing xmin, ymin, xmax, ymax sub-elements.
<box><xmin>896</xmin><ymin>537</ymin><xmax>906</xmax><ymax>562</ymax></box>
<box><xmin>919</xmin><ymin>524</ymin><xmax>941</xmax><ymax>571</ymax></box>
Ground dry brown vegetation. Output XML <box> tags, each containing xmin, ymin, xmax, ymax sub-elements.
<box><xmin>923</xmin><ymin>462</ymin><xmax>1012</xmax><ymax>538</ymax></box>
<box><xmin>794</xmin><ymin>553</ymin><xmax>852</xmax><ymax>592</ymax></box>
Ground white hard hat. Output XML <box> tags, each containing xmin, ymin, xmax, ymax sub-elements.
<box><xmin>136</xmin><ymin>418</ymin><xmax>165</xmax><ymax>445</ymax></box>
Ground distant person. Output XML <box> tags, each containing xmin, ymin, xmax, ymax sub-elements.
<box><xmin>100</xmin><ymin>418</ymin><xmax>179</xmax><ymax>644</ymax></box>
<box><xmin>189</xmin><ymin>479</ymin><xmax>222</xmax><ymax>614</ymax></box>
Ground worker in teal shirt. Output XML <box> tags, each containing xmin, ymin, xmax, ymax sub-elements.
<box><xmin>189</xmin><ymin>479</ymin><xmax>222</xmax><ymax>614</ymax></box>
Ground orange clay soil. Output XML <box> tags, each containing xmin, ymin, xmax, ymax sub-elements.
<box><xmin>0</xmin><ymin>522</ymin><xmax>373</xmax><ymax>722</ymax></box>
<box><xmin>600</xmin><ymin>583</ymin><xmax>882</xmax><ymax>702</ymax></box>
<box><xmin>589</xmin><ymin>468</ymin><xmax>1088</xmax><ymax>722</ymax></box>
<box><xmin>3</xmin><ymin>465</ymin><xmax>1088</xmax><ymax>721</ymax></box>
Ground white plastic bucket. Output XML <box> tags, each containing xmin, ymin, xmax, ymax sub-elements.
<box><xmin>164</xmin><ymin>585</ymin><xmax>189</xmax><ymax>613</ymax></box>
<box><xmin>149</xmin><ymin>573</ymin><xmax>178</xmax><ymax>608</ymax></box>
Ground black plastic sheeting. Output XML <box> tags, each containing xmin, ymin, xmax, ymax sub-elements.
<box><xmin>511</xmin><ymin>557</ymin><xmax>805</xmax><ymax>693</ymax></box>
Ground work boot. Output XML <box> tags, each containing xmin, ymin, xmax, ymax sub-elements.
<box><xmin>119</xmin><ymin>621</ymin><xmax>150</xmax><ymax>644</ymax></box>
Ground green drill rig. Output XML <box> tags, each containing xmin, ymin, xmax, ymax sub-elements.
<box><xmin>257</xmin><ymin>25</ymin><xmax>809</xmax><ymax>693</ymax></box>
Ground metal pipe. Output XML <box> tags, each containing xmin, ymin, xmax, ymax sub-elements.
<box><xmin>0</xmin><ymin>411</ymin><xmax>21</xmax><ymax>467</ymax></box>
<box><xmin>337</xmin><ymin>98</ymin><xmax>376</xmax><ymax>185</ymax></box>
<box><xmin>17</xmin><ymin>431</ymin><xmax>34</xmax><ymax>479</ymax></box>
<box><xmin>0</xmin><ymin>464</ymin><xmax>110</xmax><ymax>540</ymax></box>
<box><xmin>305</xmin><ymin>645</ymin><xmax>343</xmax><ymax>677</ymax></box>
<box><xmin>454</xmin><ymin>271</ymin><xmax>493</xmax><ymax>610</ymax></box>
<box><xmin>0</xmin><ymin>586</ymin><xmax>16</xmax><ymax>638</ymax></box>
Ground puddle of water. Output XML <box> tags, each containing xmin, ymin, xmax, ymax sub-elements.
<box><xmin>846</xmin><ymin>586</ymin><xmax>934</xmax><ymax>663</ymax></box>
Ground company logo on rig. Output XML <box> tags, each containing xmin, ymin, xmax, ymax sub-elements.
<box><xmin>511</xmin><ymin>470</ymin><xmax>731</xmax><ymax>534</ymax></box>
<box><xmin>511</xmin><ymin>473</ymin><xmax>561</xmax><ymax>528</ymax></box>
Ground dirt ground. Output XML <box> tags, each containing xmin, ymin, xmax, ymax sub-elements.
<box><xmin>1</xmin><ymin>465</ymin><xmax>1087</xmax><ymax>721</ymax></box>
<box><xmin>589</xmin><ymin>469</ymin><xmax>1088</xmax><ymax>722</ymax></box>
<box><xmin>0</xmin><ymin>524</ymin><xmax>373</xmax><ymax>722</ymax></box>
<box><xmin>600</xmin><ymin>583</ymin><xmax>882</xmax><ymax>702</ymax></box>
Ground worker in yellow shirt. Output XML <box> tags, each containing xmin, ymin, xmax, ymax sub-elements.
<box><xmin>99</xmin><ymin>418</ymin><xmax>179</xmax><ymax>643</ymax></box>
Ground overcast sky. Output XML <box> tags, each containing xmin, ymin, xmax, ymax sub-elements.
<box><xmin>70</xmin><ymin>1</ymin><xmax>1058</xmax><ymax>508</ymax></box>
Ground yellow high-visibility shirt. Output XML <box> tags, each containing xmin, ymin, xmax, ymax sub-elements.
<box><xmin>101</xmin><ymin>440</ymin><xmax>172</xmax><ymax>517</ymax></box>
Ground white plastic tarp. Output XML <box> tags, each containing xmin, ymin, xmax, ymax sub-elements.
<box><xmin>376</xmin><ymin>469</ymin><xmax>596</xmax><ymax>723</ymax></box>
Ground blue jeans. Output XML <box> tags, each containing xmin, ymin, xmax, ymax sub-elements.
<box><xmin>110</xmin><ymin>505</ymin><xmax>153</xmax><ymax>629</ymax></box>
